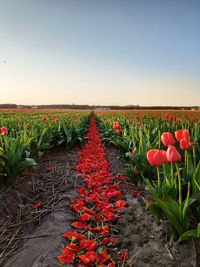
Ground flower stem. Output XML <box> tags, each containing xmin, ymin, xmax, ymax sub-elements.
<box><xmin>175</xmin><ymin>163</ymin><xmax>182</xmax><ymax>206</ymax></box>
<box><xmin>193</xmin><ymin>146</ymin><xmax>196</xmax><ymax>169</ymax></box>
<box><xmin>156</xmin><ymin>166</ymin><xmax>161</xmax><ymax>188</ymax></box>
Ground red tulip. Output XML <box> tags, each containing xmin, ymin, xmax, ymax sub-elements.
<box><xmin>137</xmin><ymin>121</ymin><xmax>142</xmax><ymax>127</ymax></box>
<box><xmin>175</xmin><ymin>129</ymin><xmax>190</xmax><ymax>142</ymax></box>
<box><xmin>113</xmin><ymin>121</ymin><xmax>121</xmax><ymax>132</ymax></box>
<box><xmin>168</xmin><ymin>115</ymin><xmax>174</xmax><ymax>122</ymax></box>
<box><xmin>147</xmin><ymin>149</ymin><xmax>168</xmax><ymax>166</ymax></box>
<box><xmin>161</xmin><ymin>132</ymin><xmax>176</xmax><ymax>147</ymax></box>
<box><xmin>180</xmin><ymin>138</ymin><xmax>196</xmax><ymax>150</ymax></box>
<box><xmin>0</xmin><ymin>127</ymin><xmax>8</xmax><ymax>135</ymax></box>
<box><xmin>166</xmin><ymin>145</ymin><xmax>181</xmax><ymax>163</ymax></box>
<box><xmin>42</xmin><ymin>116</ymin><xmax>49</xmax><ymax>121</ymax></box>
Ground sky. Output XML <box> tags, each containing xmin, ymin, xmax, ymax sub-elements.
<box><xmin>0</xmin><ymin>0</ymin><xmax>200</xmax><ymax>106</ymax></box>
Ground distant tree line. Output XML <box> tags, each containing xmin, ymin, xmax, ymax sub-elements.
<box><xmin>0</xmin><ymin>103</ymin><xmax>199</xmax><ymax>110</ymax></box>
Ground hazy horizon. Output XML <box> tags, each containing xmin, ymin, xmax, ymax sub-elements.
<box><xmin>1</xmin><ymin>1</ymin><xmax>200</xmax><ymax>106</ymax></box>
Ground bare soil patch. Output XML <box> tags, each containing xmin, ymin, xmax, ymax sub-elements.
<box><xmin>0</xmin><ymin>146</ymin><xmax>79</xmax><ymax>266</ymax></box>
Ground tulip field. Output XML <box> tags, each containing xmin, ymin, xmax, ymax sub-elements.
<box><xmin>0</xmin><ymin>109</ymin><xmax>200</xmax><ymax>266</ymax></box>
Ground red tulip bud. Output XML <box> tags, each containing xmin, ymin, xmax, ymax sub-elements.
<box><xmin>180</xmin><ymin>138</ymin><xmax>196</xmax><ymax>150</ymax></box>
<box><xmin>161</xmin><ymin>132</ymin><xmax>176</xmax><ymax>147</ymax></box>
<box><xmin>113</xmin><ymin>121</ymin><xmax>121</xmax><ymax>132</ymax></box>
<box><xmin>0</xmin><ymin>127</ymin><xmax>8</xmax><ymax>135</ymax></box>
<box><xmin>175</xmin><ymin>129</ymin><xmax>190</xmax><ymax>142</ymax></box>
<box><xmin>147</xmin><ymin>149</ymin><xmax>168</xmax><ymax>166</ymax></box>
<box><xmin>166</xmin><ymin>145</ymin><xmax>181</xmax><ymax>163</ymax></box>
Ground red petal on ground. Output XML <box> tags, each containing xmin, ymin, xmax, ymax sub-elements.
<box><xmin>71</xmin><ymin>221</ymin><xmax>86</xmax><ymax>230</ymax></box>
<box><xmin>57</xmin><ymin>251</ymin><xmax>75</xmax><ymax>264</ymax></box>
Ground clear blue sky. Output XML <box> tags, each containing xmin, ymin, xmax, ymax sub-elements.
<box><xmin>0</xmin><ymin>0</ymin><xmax>200</xmax><ymax>106</ymax></box>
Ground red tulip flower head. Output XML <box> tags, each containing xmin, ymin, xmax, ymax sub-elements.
<box><xmin>166</xmin><ymin>145</ymin><xmax>181</xmax><ymax>163</ymax></box>
<box><xmin>113</xmin><ymin>121</ymin><xmax>121</xmax><ymax>132</ymax></box>
<box><xmin>175</xmin><ymin>129</ymin><xmax>190</xmax><ymax>142</ymax></box>
<box><xmin>147</xmin><ymin>149</ymin><xmax>168</xmax><ymax>166</ymax></box>
<box><xmin>180</xmin><ymin>138</ymin><xmax>196</xmax><ymax>150</ymax></box>
<box><xmin>161</xmin><ymin>132</ymin><xmax>176</xmax><ymax>147</ymax></box>
<box><xmin>168</xmin><ymin>115</ymin><xmax>174</xmax><ymax>122</ymax></box>
<box><xmin>0</xmin><ymin>127</ymin><xmax>8</xmax><ymax>135</ymax></box>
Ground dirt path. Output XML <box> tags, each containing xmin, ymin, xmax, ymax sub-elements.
<box><xmin>0</xmin><ymin>147</ymin><xmax>78</xmax><ymax>266</ymax></box>
<box><xmin>1</xmin><ymin>120</ymin><xmax>199</xmax><ymax>267</ymax></box>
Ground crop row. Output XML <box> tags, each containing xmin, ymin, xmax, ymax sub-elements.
<box><xmin>0</xmin><ymin>110</ymin><xmax>91</xmax><ymax>184</ymax></box>
<box><xmin>96</xmin><ymin>111</ymin><xmax>200</xmax><ymax>241</ymax></box>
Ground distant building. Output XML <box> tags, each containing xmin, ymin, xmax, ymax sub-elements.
<box><xmin>17</xmin><ymin>105</ymin><xmax>24</xmax><ymax>109</ymax></box>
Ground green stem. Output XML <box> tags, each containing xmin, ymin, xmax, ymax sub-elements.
<box><xmin>156</xmin><ymin>166</ymin><xmax>161</xmax><ymax>188</ymax></box>
<box><xmin>193</xmin><ymin>146</ymin><xmax>196</xmax><ymax>169</ymax></box>
<box><xmin>171</xmin><ymin>163</ymin><xmax>175</xmax><ymax>188</ymax></box>
<box><xmin>184</xmin><ymin>150</ymin><xmax>188</xmax><ymax>182</ymax></box>
<box><xmin>175</xmin><ymin>163</ymin><xmax>182</xmax><ymax>206</ymax></box>
<box><xmin>163</xmin><ymin>163</ymin><xmax>166</xmax><ymax>179</ymax></box>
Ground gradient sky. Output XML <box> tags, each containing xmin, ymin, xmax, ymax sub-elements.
<box><xmin>0</xmin><ymin>0</ymin><xmax>200</xmax><ymax>106</ymax></box>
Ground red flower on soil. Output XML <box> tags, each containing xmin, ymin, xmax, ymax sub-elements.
<box><xmin>57</xmin><ymin>252</ymin><xmax>75</xmax><ymax>264</ymax></box>
<box><xmin>99</xmin><ymin>250</ymin><xmax>110</xmax><ymax>264</ymax></box>
<box><xmin>33</xmin><ymin>201</ymin><xmax>44</xmax><ymax>208</ymax></box>
<box><xmin>101</xmin><ymin>237</ymin><xmax>117</xmax><ymax>245</ymax></box>
<box><xmin>63</xmin><ymin>243</ymin><xmax>80</xmax><ymax>253</ymax></box>
<box><xmin>70</xmin><ymin>198</ymin><xmax>84</xmax><ymax>212</ymax></box>
<box><xmin>78</xmin><ymin>187</ymin><xmax>88</xmax><ymax>196</ymax></box>
<box><xmin>79</xmin><ymin>251</ymin><xmax>99</xmax><ymax>265</ymax></box>
<box><xmin>100</xmin><ymin>225</ymin><xmax>110</xmax><ymax>236</ymax></box>
<box><xmin>80</xmin><ymin>239</ymin><xmax>98</xmax><ymax>251</ymax></box>
<box><xmin>117</xmin><ymin>250</ymin><xmax>129</xmax><ymax>261</ymax></box>
<box><xmin>71</xmin><ymin>221</ymin><xmax>86</xmax><ymax>230</ymax></box>
<box><xmin>63</xmin><ymin>231</ymin><xmax>84</xmax><ymax>241</ymax></box>
<box><xmin>80</xmin><ymin>212</ymin><xmax>93</xmax><ymax>222</ymax></box>
<box><xmin>57</xmin><ymin>116</ymin><xmax>128</xmax><ymax>266</ymax></box>
<box><xmin>115</xmin><ymin>200</ymin><xmax>126</xmax><ymax>210</ymax></box>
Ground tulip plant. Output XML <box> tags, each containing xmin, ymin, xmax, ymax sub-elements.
<box><xmin>96</xmin><ymin>111</ymin><xmax>200</xmax><ymax>241</ymax></box>
<box><xmin>0</xmin><ymin>110</ymin><xmax>91</xmax><ymax>184</ymax></box>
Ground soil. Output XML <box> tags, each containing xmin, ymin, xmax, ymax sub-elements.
<box><xmin>0</xmin><ymin>143</ymin><xmax>199</xmax><ymax>267</ymax></box>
